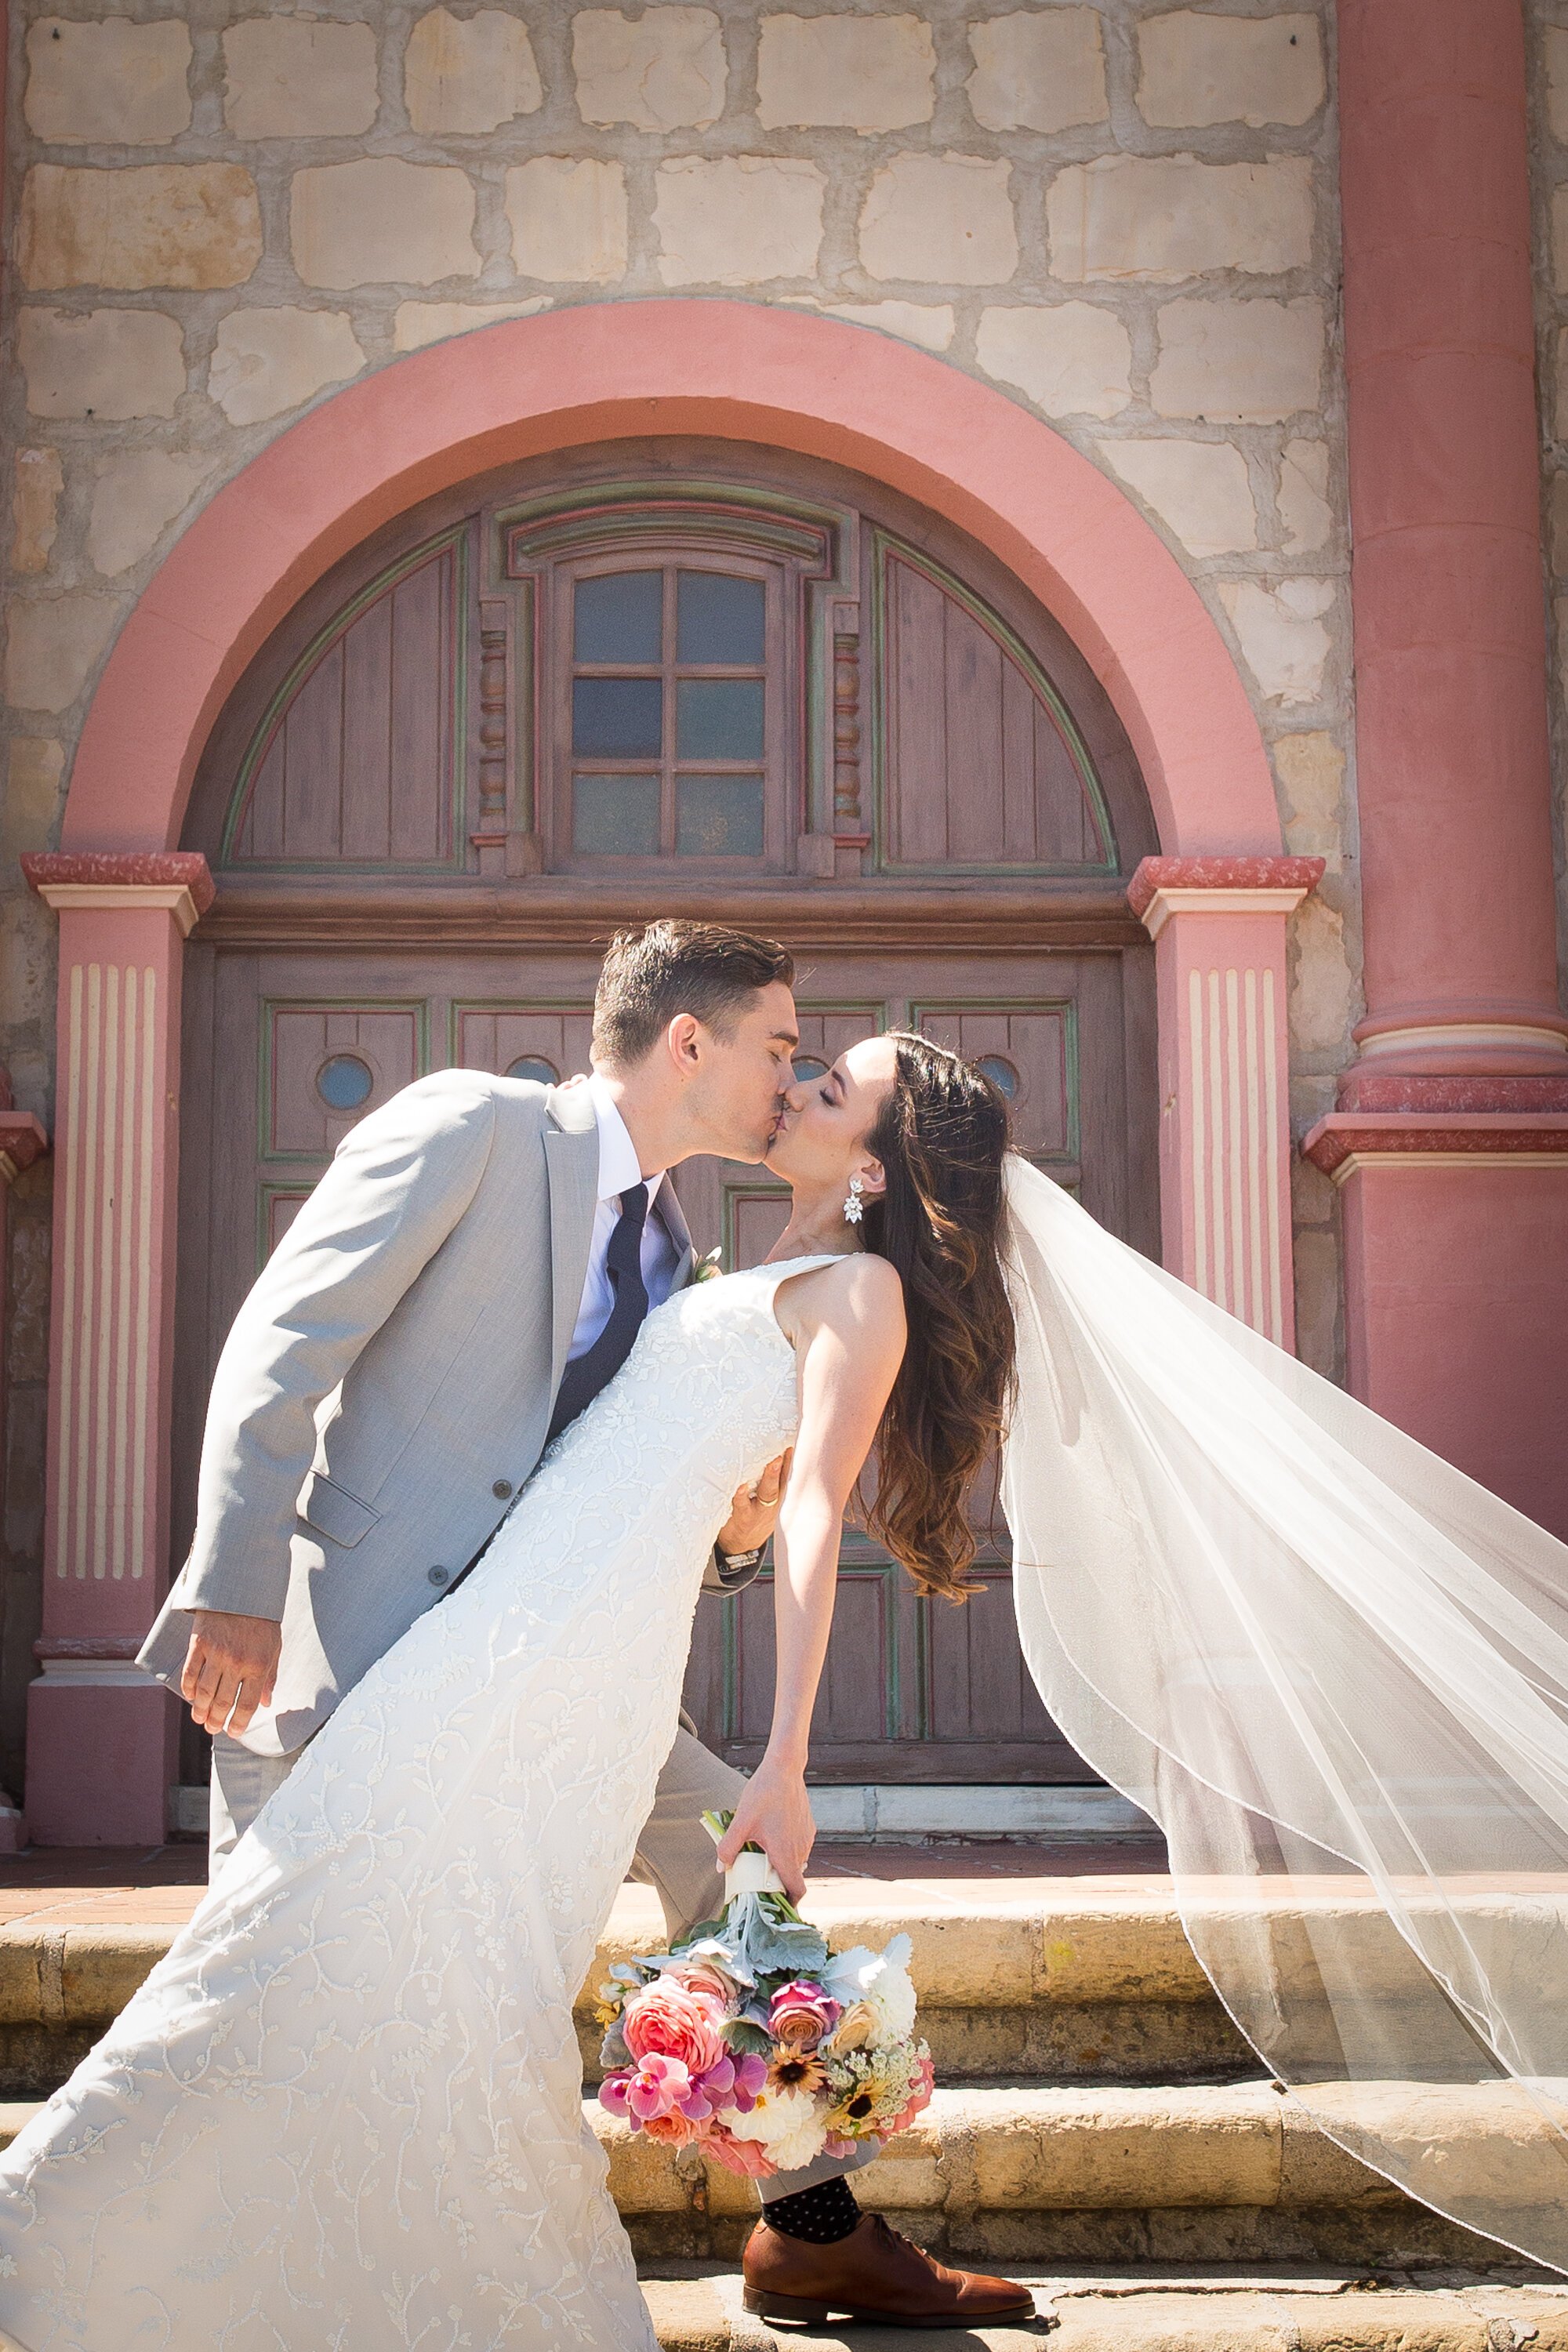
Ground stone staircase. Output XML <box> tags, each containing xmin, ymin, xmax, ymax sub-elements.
<box><xmin>582</xmin><ymin>1879</ymin><xmax>1517</xmax><ymax>2272</ymax></box>
<box><xmin>4</xmin><ymin>1871</ymin><xmax>1567</xmax><ymax>2347</ymax></box>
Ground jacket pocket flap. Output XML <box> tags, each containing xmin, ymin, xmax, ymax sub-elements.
<box><xmin>297</xmin><ymin>1472</ymin><xmax>379</xmax><ymax>1551</ymax></box>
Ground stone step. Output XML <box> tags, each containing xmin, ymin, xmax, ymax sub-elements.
<box><xmin>641</xmin><ymin>2268</ymin><xmax>1568</xmax><ymax>2352</ymax></box>
<box><xmin>0</xmin><ymin>1878</ymin><xmax>1509</xmax><ymax>2096</ymax></box>
<box><xmin>579</xmin><ymin>1880</ymin><xmax>1254</xmax><ymax>2085</ymax></box>
<box><xmin>597</xmin><ymin>2080</ymin><xmax>1532</xmax><ymax>2270</ymax></box>
<box><xmin>0</xmin><ymin>2086</ymin><xmax>1544</xmax><ymax>2278</ymax></box>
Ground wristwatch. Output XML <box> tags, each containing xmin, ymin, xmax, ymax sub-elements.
<box><xmin>713</xmin><ymin>1540</ymin><xmax>767</xmax><ymax>1581</ymax></box>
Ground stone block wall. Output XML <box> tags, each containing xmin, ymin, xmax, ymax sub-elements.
<box><xmin>0</xmin><ymin>2</ymin><xmax>1358</xmax><ymax>1784</ymax></box>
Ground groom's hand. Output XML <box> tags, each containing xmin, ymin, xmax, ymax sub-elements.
<box><xmin>180</xmin><ymin>1610</ymin><xmax>281</xmax><ymax>1737</ymax></box>
<box><xmin>716</xmin><ymin>1449</ymin><xmax>791</xmax><ymax>1558</ymax></box>
<box><xmin>717</xmin><ymin>1759</ymin><xmax>815</xmax><ymax>1903</ymax></box>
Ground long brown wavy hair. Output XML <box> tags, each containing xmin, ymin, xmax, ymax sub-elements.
<box><xmin>857</xmin><ymin>1034</ymin><xmax>1015</xmax><ymax>1602</ymax></box>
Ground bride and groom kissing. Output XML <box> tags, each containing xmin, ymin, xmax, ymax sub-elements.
<box><xmin>0</xmin><ymin>918</ymin><xmax>1036</xmax><ymax>2347</ymax></box>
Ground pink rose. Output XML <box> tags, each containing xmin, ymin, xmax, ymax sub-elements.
<box><xmin>666</xmin><ymin>1961</ymin><xmax>739</xmax><ymax>2012</ymax></box>
<box><xmin>641</xmin><ymin>2108</ymin><xmax>702</xmax><ymax>2145</ymax></box>
<box><xmin>768</xmin><ymin>1980</ymin><xmax>841</xmax><ymax>2052</ymax></box>
<box><xmin>622</xmin><ymin>1980</ymin><xmax>728</xmax><ymax>2078</ymax></box>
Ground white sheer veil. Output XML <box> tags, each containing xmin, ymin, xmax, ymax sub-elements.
<box><xmin>999</xmin><ymin>1153</ymin><xmax>1568</xmax><ymax>2270</ymax></box>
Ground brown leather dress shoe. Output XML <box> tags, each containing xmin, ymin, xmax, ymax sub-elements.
<box><xmin>742</xmin><ymin>2212</ymin><xmax>1037</xmax><ymax>2328</ymax></box>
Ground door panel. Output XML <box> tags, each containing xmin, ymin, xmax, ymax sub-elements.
<box><xmin>267</xmin><ymin>1005</ymin><xmax>423</xmax><ymax>1157</ymax></box>
<box><xmin>452</xmin><ymin>1003</ymin><xmax>596</xmax><ymax>1084</ymax></box>
<box><xmin>182</xmin><ymin>943</ymin><xmax>1143</xmax><ymax>1785</ymax></box>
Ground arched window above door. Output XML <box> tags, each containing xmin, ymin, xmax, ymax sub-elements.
<box><xmin>192</xmin><ymin>446</ymin><xmax>1151</xmax><ymax>895</ymax></box>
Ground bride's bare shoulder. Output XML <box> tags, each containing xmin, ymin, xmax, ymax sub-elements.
<box><xmin>781</xmin><ymin>1250</ymin><xmax>906</xmax><ymax>1346</ymax></box>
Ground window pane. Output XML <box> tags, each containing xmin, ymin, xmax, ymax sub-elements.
<box><xmin>976</xmin><ymin>1053</ymin><xmax>1020</xmax><ymax>1100</ymax></box>
<box><xmin>317</xmin><ymin>1054</ymin><xmax>373</xmax><ymax>1110</ymax></box>
<box><xmin>573</xmin><ymin>773</ymin><xmax>661</xmax><ymax>855</ymax></box>
<box><xmin>677</xmin><ymin>571</ymin><xmax>765</xmax><ymax>666</ymax></box>
<box><xmin>677</xmin><ymin>774</ymin><xmax>764</xmax><ymax>857</ymax></box>
<box><xmin>572</xmin><ymin>677</ymin><xmax>662</xmax><ymax>757</ymax></box>
<box><xmin>575</xmin><ymin>571</ymin><xmax>662</xmax><ymax>664</ymax></box>
<box><xmin>676</xmin><ymin>678</ymin><xmax>764</xmax><ymax>761</ymax></box>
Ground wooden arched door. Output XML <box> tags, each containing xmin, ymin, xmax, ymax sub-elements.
<box><xmin>176</xmin><ymin>438</ymin><xmax>1159</xmax><ymax>1802</ymax></box>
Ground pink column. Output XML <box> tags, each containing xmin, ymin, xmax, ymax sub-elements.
<box><xmin>0</xmin><ymin>1069</ymin><xmax>47</xmax><ymax>1855</ymax></box>
<box><xmin>1131</xmin><ymin>857</ymin><xmax>1323</xmax><ymax>1348</ymax></box>
<box><xmin>20</xmin><ymin>853</ymin><xmax>212</xmax><ymax>1846</ymax></box>
<box><xmin>1306</xmin><ymin>0</ymin><xmax>1568</xmax><ymax>1532</ymax></box>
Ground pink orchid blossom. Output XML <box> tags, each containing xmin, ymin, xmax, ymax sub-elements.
<box><xmin>598</xmin><ymin>2052</ymin><xmax>694</xmax><ymax>2124</ymax></box>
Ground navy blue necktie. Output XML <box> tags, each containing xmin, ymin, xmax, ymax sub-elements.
<box><xmin>546</xmin><ymin>1181</ymin><xmax>651</xmax><ymax>1443</ymax></box>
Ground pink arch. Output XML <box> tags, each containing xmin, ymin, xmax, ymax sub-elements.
<box><xmin>63</xmin><ymin>299</ymin><xmax>1279</xmax><ymax>855</ymax></box>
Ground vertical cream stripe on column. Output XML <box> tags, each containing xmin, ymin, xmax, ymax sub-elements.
<box><xmin>1206</xmin><ymin>969</ymin><xmax>1227</xmax><ymax>1312</ymax></box>
<box><xmin>92</xmin><ymin>964</ymin><xmax>121</xmax><ymax>1578</ymax></box>
<box><xmin>1188</xmin><ymin>964</ymin><xmax>1209</xmax><ymax>1299</ymax></box>
<box><xmin>111</xmin><ymin>971</ymin><xmax>138</xmax><ymax>1581</ymax></box>
<box><xmin>1243</xmin><ymin>967</ymin><xmax>1265</xmax><ymax>1338</ymax></box>
<box><xmin>1224</xmin><ymin>969</ymin><xmax>1247</xmax><ymax>1323</ymax></box>
<box><xmin>73</xmin><ymin>966</ymin><xmax>103</xmax><ymax>1579</ymax></box>
<box><xmin>130</xmin><ymin>966</ymin><xmax>157</xmax><ymax>1581</ymax></box>
<box><xmin>1262</xmin><ymin>965</ymin><xmax>1284</xmax><ymax>1348</ymax></box>
<box><xmin>52</xmin><ymin>966</ymin><xmax>84</xmax><ymax>1577</ymax></box>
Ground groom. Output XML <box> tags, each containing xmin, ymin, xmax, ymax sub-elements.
<box><xmin>138</xmin><ymin>918</ymin><xmax>1029</xmax><ymax>2328</ymax></box>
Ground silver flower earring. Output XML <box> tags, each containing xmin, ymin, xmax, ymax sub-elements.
<box><xmin>843</xmin><ymin>1174</ymin><xmax>866</xmax><ymax>1225</ymax></box>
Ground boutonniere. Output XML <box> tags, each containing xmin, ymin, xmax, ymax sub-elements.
<box><xmin>693</xmin><ymin>1247</ymin><xmax>725</xmax><ymax>1283</ymax></box>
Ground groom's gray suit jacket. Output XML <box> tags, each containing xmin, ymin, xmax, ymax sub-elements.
<box><xmin>139</xmin><ymin>1069</ymin><xmax>743</xmax><ymax>1758</ymax></box>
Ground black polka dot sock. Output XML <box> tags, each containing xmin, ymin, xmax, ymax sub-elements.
<box><xmin>760</xmin><ymin>2176</ymin><xmax>863</xmax><ymax>2244</ymax></box>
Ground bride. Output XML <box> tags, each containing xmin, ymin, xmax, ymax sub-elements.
<box><xmin>0</xmin><ymin>1030</ymin><xmax>1023</xmax><ymax>2350</ymax></box>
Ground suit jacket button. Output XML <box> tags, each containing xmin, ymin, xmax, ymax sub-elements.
<box><xmin>427</xmin><ymin>1565</ymin><xmax>449</xmax><ymax>1587</ymax></box>
<box><xmin>492</xmin><ymin>1479</ymin><xmax>513</xmax><ymax>1499</ymax></box>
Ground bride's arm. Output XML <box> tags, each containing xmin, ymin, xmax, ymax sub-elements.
<box><xmin>715</xmin><ymin>1255</ymin><xmax>906</xmax><ymax>1899</ymax></box>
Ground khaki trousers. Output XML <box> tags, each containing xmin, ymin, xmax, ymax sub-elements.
<box><xmin>209</xmin><ymin>1717</ymin><xmax>875</xmax><ymax>2201</ymax></box>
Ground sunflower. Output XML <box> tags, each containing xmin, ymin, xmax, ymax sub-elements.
<box><xmin>767</xmin><ymin>2047</ymin><xmax>829</xmax><ymax>2096</ymax></box>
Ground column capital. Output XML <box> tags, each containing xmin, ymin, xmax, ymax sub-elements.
<box><xmin>1303</xmin><ymin>1111</ymin><xmax>1568</xmax><ymax>1183</ymax></box>
<box><xmin>22</xmin><ymin>851</ymin><xmax>214</xmax><ymax>938</ymax></box>
<box><xmin>1127</xmin><ymin>855</ymin><xmax>1325</xmax><ymax>940</ymax></box>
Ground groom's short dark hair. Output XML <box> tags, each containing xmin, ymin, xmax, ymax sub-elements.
<box><xmin>593</xmin><ymin>920</ymin><xmax>795</xmax><ymax>1067</ymax></box>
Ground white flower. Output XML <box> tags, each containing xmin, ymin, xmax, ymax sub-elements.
<box><xmin>823</xmin><ymin>1935</ymin><xmax>916</xmax><ymax>2044</ymax></box>
<box><xmin>717</xmin><ymin>2084</ymin><xmax>827</xmax><ymax>2172</ymax></box>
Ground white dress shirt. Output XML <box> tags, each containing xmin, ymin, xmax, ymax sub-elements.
<box><xmin>567</xmin><ymin>1073</ymin><xmax>681</xmax><ymax>1362</ymax></box>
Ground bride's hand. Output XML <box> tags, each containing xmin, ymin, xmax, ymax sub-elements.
<box><xmin>716</xmin><ymin>1756</ymin><xmax>815</xmax><ymax>1903</ymax></box>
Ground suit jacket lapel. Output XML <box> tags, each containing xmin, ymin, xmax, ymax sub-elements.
<box><xmin>543</xmin><ymin>1085</ymin><xmax>600</xmax><ymax>1397</ymax></box>
<box><xmin>659</xmin><ymin>1179</ymin><xmax>697</xmax><ymax>1291</ymax></box>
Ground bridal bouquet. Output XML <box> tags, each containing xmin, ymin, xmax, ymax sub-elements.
<box><xmin>594</xmin><ymin>1812</ymin><xmax>935</xmax><ymax>2179</ymax></box>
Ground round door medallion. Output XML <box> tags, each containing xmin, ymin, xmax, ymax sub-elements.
<box><xmin>317</xmin><ymin>1053</ymin><xmax>374</xmax><ymax>1111</ymax></box>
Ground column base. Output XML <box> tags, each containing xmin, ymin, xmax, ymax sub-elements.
<box><xmin>25</xmin><ymin>1669</ymin><xmax>179</xmax><ymax>1847</ymax></box>
<box><xmin>1302</xmin><ymin>1115</ymin><xmax>1568</xmax><ymax>1537</ymax></box>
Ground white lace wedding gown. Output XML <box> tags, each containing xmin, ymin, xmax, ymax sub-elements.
<box><xmin>0</xmin><ymin>1258</ymin><xmax>833</xmax><ymax>2352</ymax></box>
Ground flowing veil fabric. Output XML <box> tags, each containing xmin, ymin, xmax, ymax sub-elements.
<box><xmin>999</xmin><ymin>1154</ymin><xmax>1568</xmax><ymax>2270</ymax></box>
